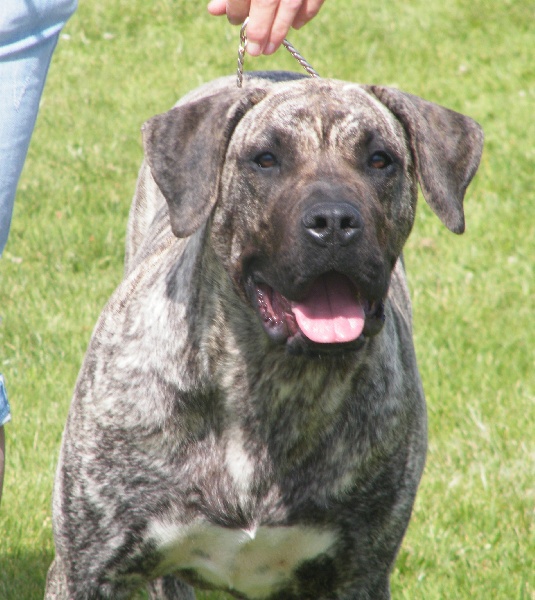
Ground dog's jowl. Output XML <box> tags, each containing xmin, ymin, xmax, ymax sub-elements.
<box><xmin>45</xmin><ymin>72</ymin><xmax>483</xmax><ymax>599</ymax></box>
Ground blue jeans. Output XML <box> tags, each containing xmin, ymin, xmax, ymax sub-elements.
<box><xmin>0</xmin><ymin>0</ymin><xmax>77</xmax><ymax>256</ymax></box>
<box><xmin>0</xmin><ymin>376</ymin><xmax>10</xmax><ymax>426</ymax></box>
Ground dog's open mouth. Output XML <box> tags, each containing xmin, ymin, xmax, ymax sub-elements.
<box><xmin>249</xmin><ymin>272</ymin><xmax>385</xmax><ymax>349</ymax></box>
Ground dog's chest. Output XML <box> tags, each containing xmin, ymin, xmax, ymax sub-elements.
<box><xmin>149</xmin><ymin>519</ymin><xmax>336</xmax><ymax>598</ymax></box>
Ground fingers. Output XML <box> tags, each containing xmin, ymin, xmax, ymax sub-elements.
<box><xmin>207</xmin><ymin>0</ymin><xmax>250</xmax><ymax>25</ymax></box>
<box><xmin>247</xmin><ymin>0</ymin><xmax>302</xmax><ymax>56</ymax></box>
<box><xmin>207</xmin><ymin>0</ymin><xmax>326</xmax><ymax>56</ymax></box>
<box><xmin>207</xmin><ymin>0</ymin><xmax>227</xmax><ymax>17</ymax></box>
<box><xmin>227</xmin><ymin>0</ymin><xmax>253</xmax><ymax>25</ymax></box>
<box><xmin>293</xmin><ymin>0</ymin><xmax>325</xmax><ymax>29</ymax></box>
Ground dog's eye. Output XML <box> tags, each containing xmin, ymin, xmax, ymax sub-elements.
<box><xmin>254</xmin><ymin>152</ymin><xmax>278</xmax><ymax>169</ymax></box>
<box><xmin>368</xmin><ymin>151</ymin><xmax>393</xmax><ymax>170</ymax></box>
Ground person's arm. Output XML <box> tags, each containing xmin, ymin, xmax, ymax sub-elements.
<box><xmin>207</xmin><ymin>0</ymin><xmax>326</xmax><ymax>56</ymax></box>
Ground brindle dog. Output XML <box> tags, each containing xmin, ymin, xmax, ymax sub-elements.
<box><xmin>45</xmin><ymin>72</ymin><xmax>483</xmax><ymax>599</ymax></box>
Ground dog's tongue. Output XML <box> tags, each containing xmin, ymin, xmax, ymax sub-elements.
<box><xmin>291</xmin><ymin>274</ymin><xmax>365</xmax><ymax>344</ymax></box>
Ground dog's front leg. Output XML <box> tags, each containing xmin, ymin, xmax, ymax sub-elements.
<box><xmin>44</xmin><ymin>556</ymin><xmax>68</xmax><ymax>600</ymax></box>
<box><xmin>147</xmin><ymin>576</ymin><xmax>195</xmax><ymax>600</ymax></box>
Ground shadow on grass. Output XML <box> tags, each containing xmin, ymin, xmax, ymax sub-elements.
<box><xmin>0</xmin><ymin>552</ymin><xmax>232</xmax><ymax>600</ymax></box>
<box><xmin>0</xmin><ymin>550</ymin><xmax>53</xmax><ymax>600</ymax></box>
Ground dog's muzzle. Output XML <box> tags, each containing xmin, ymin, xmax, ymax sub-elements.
<box><xmin>243</xmin><ymin>195</ymin><xmax>388</xmax><ymax>353</ymax></box>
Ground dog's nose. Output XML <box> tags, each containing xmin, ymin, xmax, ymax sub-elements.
<box><xmin>302</xmin><ymin>202</ymin><xmax>363</xmax><ymax>247</ymax></box>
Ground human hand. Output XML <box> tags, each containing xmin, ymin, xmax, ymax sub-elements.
<box><xmin>207</xmin><ymin>0</ymin><xmax>325</xmax><ymax>56</ymax></box>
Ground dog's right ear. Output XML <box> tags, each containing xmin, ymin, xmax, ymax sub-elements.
<box><xmin>142</xmin><ymin>88</ymin><xmax>267</xmax><ymax>238</ymax></box>
<box><xmin>367</xmin><ymin>86</ymin><xmax>484</xmax><ymax>234</ymax></box>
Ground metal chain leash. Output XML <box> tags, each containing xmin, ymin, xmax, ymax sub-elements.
<box><xmin>237</xmin><ymin>18</ymin><xmax>320</xmax><ymax>88</ymax></box>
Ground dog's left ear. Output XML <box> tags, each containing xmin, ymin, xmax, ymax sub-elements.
<box><xmin>367</xmin><ymin>86</ymin><xmax>484</xmax><ymax>234</ymax></box>
<box><xmin>142</xmin><ymin>87</ymin><xmax>267</xmax><ymax>238</ymax></box>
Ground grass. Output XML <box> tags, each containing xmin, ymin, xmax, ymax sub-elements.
<box><xmin>0</xmin><ymin>0</ymin><xmax>533</xmax><ymax>597</ymax></box>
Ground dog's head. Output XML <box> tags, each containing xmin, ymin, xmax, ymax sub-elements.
<box><xmin>142</xmin><ymin>76</ymin><xmax>483</xmax><ymax>353</ymax></box>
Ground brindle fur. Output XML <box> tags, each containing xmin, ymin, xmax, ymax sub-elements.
<box><xmin>45</xmin><ymin>72</ymin><xmax>483</xmax><ymax>599</ymax></box>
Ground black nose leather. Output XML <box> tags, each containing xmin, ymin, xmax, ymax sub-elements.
<box><xmin>302</xmin><ymin>202</ymin><xmax>363</xmax><ymax>247</ymax></box>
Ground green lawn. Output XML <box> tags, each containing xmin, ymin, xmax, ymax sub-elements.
<box><xmin>0</xmin><ymin>0</ymin><xmax>533</xmax><ymax>598</ymax></box>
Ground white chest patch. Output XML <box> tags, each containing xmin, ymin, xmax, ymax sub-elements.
<box><xmin>149</xmin><ymin>520</ymin><xmax>336</xmax><ymax>598</ymax></box>
<box><xmin>225</xmin><ymin>427</ymin><xmax>256</xmax><ymax>501</ymax></box>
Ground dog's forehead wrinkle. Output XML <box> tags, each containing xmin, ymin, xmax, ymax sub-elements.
<box><xmin>236</xmin><ymin>82</ymin><xmax>402</xmax><ymax>157</ymax></box>
<box><xmin>325</xmin><ymin>81</ymin><xmax>407</xmax><ymax>144</ymax></box>
<box><xmin>248</xmin><ymin>109</ymin><xmax>322</xmax><ymax>151</ymax></box>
